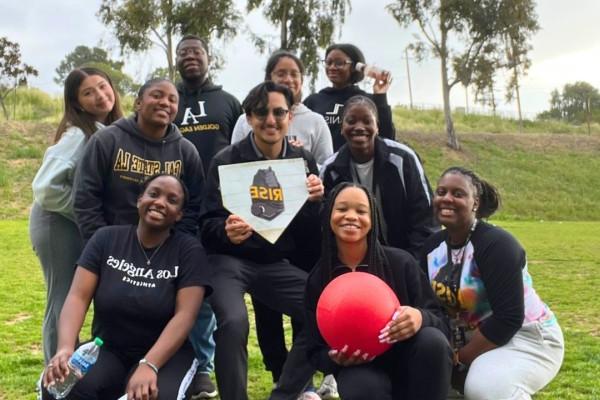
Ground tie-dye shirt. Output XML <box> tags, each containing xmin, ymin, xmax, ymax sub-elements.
<box><xmin>421</xmin><ymin>221</ymin><xmax>556</xmax><ymax>346</ymax></box>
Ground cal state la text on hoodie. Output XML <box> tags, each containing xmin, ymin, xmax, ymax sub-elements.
<box><xmin>73</xmin><ymin>116</ymin><xmax>204</xmax><ymax>240</ymax></box>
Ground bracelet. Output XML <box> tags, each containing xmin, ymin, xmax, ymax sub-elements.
<box><xmin>139</xmin><ymin>358</ymin><xmax>159</xmax><ymax>375</ymax></box>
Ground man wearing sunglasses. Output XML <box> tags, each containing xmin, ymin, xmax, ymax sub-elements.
<box><xmin>199</xmin><ymin>81</ymin><xmax>324</xmax><ymax>400</ymax></box>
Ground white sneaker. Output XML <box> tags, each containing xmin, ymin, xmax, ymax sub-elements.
<box><xmin>316</xmin><ymin>374</ymin><xmax>339</xmax><ymax>399</ymax></box>
<box><xmin>298</xmin><ymin>391</ymin><xmax>321</xmax><ymax>400</ymax></box>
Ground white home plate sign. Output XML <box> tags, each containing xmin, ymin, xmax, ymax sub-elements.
<box><xmin>218</xmin><ymin>158</ymin><xmax>309</xmax><ymax>244</ymax></box>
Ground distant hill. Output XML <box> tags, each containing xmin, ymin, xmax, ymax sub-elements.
<box><xmin>1</xmin><ymin>118</ymin><xmax>599</xmax><ymax>220</ymax></box>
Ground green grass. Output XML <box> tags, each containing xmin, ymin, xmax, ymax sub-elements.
<box><xmin>2</xmin><ymin>121</ymin><xmax>600</xmax><ymax>222</ymax></box>
<box><xmin>1</xmin><ymin>88</ymin><xmax>62</xmax><ymax>123</ymax></box>
<box><xmin>400</xmin><ymin>131</ymin><xmax>600</xmax><ymax>221</ymax></box>
<box><xmin>0</xmin><ymin>220</ymin><xmax>598</xmax><ymax>399</ymax></box>
<box><xmin>393</xmin><ymin>106</ymin><xmax>600</xmax><ymax>135</ymax></box>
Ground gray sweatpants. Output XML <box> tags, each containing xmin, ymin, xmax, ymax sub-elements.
<box><xmin>29</xmin><ymin>203</ymin><xmax>83</xmax><ymax>363</ymax></box>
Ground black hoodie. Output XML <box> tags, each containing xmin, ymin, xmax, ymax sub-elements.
<box><xmin>73</xmin><ymin>116</ymin><xmax>205</xmax><ymax>240</ymax></box>
<box><xmin>303</xmin><ymin>85</ymin><xmax>396</xmax><ymax>151</ymax></box>
<box><xmin>175</xmin><ymin>80</ymin><xmax>243</xmax><ymax>173</ymax></box>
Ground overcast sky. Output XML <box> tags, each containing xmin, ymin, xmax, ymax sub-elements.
<box><xmin>2</xmin><ymin>0</ymin><xmax>600</xmax><ymax>118</ymax></box>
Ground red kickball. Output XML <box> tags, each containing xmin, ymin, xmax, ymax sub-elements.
<box><xmin>316</xmin><ymin>271</ymin><xmax>400</xmax><ymax>357</ymax></box>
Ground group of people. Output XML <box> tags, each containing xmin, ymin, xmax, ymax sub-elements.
<box><xmin>31</xmin><ymin>34</ymin><xmax>564</xmax><ymax>400</ymax></box>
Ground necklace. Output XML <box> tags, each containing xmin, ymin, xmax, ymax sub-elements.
<box><xmin>447</xmin><ymin>219</ymin><xmax>478</xmax><ymax>260</ymax></box>
<box><xmin>137</xmin><ymin>235</ymin><xmax>168</xmax><ymax>266</ymax></box>
<box><xmin>442</xmin><ymin>218</ymin><xmax>479</xmax><ymax>302</ymax></box>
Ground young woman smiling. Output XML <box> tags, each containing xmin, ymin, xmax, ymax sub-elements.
<box><xmin>42</xmin><ymin>174</ymin><xmax>212</xmax><ymax>400</ymax></box>
<box><xmin>73</xmin><ymin>78</ymin><xmax>204</xmax><ymax>242</ymax></box>
<box><xmin>304</xmin><ymin>43</ymin><xmax>395</xmax><ymax>151</ymax></box>
<box><xmin>320</xmin><ymin>95</ymin><xmax>437</xmax><ymax>258</ymax></box>
<box><xmin>30</xmin><ymin>67</ymin><xmax>123</xmax><ymax>364</ymax></box>
<box><xmin>304</xmin><ymin>182</ymin><xmax>452</xmax><ymax>400</ymax></box>
<box><xmin>231</xmin><ymin>50</ymin><xmax>333</xmax><ymax>166</ymax></box>
<box><xmin>421</xmin><ymin>167</ymin><xmax>564</xmax><ymax>399</ymax></box>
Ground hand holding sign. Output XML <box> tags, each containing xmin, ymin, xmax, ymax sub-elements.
<box><xmin>219</xmin><ymin>159</ymin><xmax>309</xmax><ymax>244</ymax></box>
<box><xmin>225</xmin><ymin>215</ymin><xmax>253</xmax><ymax>244</ymax></box>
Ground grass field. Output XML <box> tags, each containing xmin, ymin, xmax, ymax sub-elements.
<box><xmin>2</xmin><ymin>121</ymin><xmax>600</xmax><ymax>221</ymax></box>
<box><xmin>1</xmin><ymin>108</ymin><xmax>599</xmax><ymax>398</ymax></box>
<box><xmin>1</xmin><ymin>219</ymin><xmax>598</xmax><ymax>399</ymax></box>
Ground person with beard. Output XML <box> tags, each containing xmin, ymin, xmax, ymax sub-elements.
<box><xmin>200</xmin><ymin>81</ymin><xmax>324</xmax><ymax>400</ymax></box>
<box><xmin>173</xmin><ymin>34</ymin><xmax>240</xmax><ymax>399</ymax></box>
<box><xmin>320</xmin><ymin>95</ymin><xmax>437</xmax><ymax>259</ymax></box>
<box><xmin>304</xmin><ymin>43</ymin><xmax>395</xmax><ymax>151</ymax></box>
<box><xmin>174</xmin><ymin>34</ymin><xmax>243</xmax><ymax>173</ymax></box>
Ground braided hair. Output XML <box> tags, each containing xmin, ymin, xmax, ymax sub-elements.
<box><xmin>319</xmin><ymin>182</ymin><xmax>393</xmax><ymax>289</ymax></box>
<box><xmin>440</xmin><ymin>166</ymin><xmax>501</xmax><ymax>219</ymax></box>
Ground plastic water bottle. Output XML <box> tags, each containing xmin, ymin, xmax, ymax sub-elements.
<box><xmin>355</xmin><ymin>62</ymin><xmax>385</xmax><ymax>82</ymax></box>
<box><xmin>47</xmin><ymin>337</ymin><xmax>103</xmax><ymax>399</ymax></box>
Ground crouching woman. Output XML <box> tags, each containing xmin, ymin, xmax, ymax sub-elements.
<box><xmin>305</xmin><ymin>182</ymin><xmax>452</xmax><ymax>400</ymax></box>
<box><xmin>43</xmin><ymin>174</ymin><xmax>212</xmax><ymax>400</ymax></box>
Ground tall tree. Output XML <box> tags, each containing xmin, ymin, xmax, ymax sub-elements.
<box><xmin>98</xmin><ymin>0</ymin><xmax>240</xmax><ymax>80</ymax></box>
<box><xmin>387</xmin><ymin>0</ymin><xmax>538</xmax><ymax>149</ymax></box>
<box><xmin>246</xmin><ymin>0</ymin><xmax>351</xmax><ymax>89</ymax></box>
<box><xmin>0</xmin><ymin>37</ymin><xmax>38</xmax><ymax>119</ymax></box>
<box><xmin>54</xmin><ymin>45</ymin><xmax>138</xmax><ymax>96</ymax></box>
<box><xmin>501</xmin><ymin>0</ymin><xmax>539</xmax><ymax>131</ymax></box>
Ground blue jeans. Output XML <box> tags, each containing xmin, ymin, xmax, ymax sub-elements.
<box><xmin>189</xmin><ymin>301</ymin><xmax>217</xmax><ymax>373</ymax></box>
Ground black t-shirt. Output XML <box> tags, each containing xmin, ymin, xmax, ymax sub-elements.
<box><xmin>77</xmin><ymin>225</ymin><xmax>212</xmax><ymax>357</ymax></box>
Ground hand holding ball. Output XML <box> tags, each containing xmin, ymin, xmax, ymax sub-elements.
<box><xmin>317</xmin><ymin>272</ymin><xmax>400</xmax><ymax>357</ymax></box>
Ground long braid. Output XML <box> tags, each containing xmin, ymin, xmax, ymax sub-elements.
<box><xmin>322</xmin><ymin>182</ymin><xmax>391</xmax><ymax>287</ymax></box>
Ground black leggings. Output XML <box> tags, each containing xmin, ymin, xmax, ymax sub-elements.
<box><xmin>42</xmin><ymin>344</ymin><xmax>197</xmax><ymax>400</ymax></box>
<box><xmin>335</xmin><ymin>327</ymin><xmax>452</xmax><ymax>400</ymax></box>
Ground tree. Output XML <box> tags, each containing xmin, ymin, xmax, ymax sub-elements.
<box><xmin>539</xmin><ymin>82</ymin><xmax>600</xmax><ymax>124</ymax></box>
<box><xmin>55</xmin><ymin>46</ymin><xmax>124</xmax><ymax>84</ymax></box>
<box><xmin>0</xmin><ymin>37</ymin><xmax>38</xmax><ymax>119</ymax></box>
<box><xmin>387</xmin><ymin>0</ymin><xmax>538</xmax><ymax>149</ymax></box>
<box><xmin>98</xmin><ymin>0</ymin><xmax>240</xmax><ymax>81</ymax></box>
<box><xmin>246</xmin><ymin>0</ymin><xmax>351</xmax><ymax>89</ymax></box>
<box><xmin>54</xmin><ymin>45</ymin><xmax>138</xmax><ymax>96</ymax></box>
<box><xmin>500</xmin><ymin>0</ymin><xmax>539</xmax><ymax>131</ymax></box>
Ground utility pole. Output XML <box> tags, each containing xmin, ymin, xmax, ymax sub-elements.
<box><xmin>587</xmin><ymin>96</ymin><xmax>591</xmax><ymax>135</ymax></box>
<box><xmin>404</xmin><ymin>47</ymin><xmax>413</xmax><ymax>109</ymax></box>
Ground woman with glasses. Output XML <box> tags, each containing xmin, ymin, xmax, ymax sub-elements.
<box><xmin>304</xmin><ymin>43</ymin><xmax>395</xmax><ymax>151</ymax></box>
<box><xmin>231</xmin><ymin>49</ymin><xmax>333</xmax><ymax>166</ymax></box>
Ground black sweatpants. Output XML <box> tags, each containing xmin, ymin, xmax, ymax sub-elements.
<box><xmin>42</xmin><ymin>343</ymin><xmax>197</xmax><ymax>400</ymax></box>
<box><xmin>335</xmin><ymin>327</ymin><xmax>452</xmax><ymax>400</ymax></box>
<box><xmin>208</xmin><ymin>254</ymin><xmax>315</xmax><ymax>400</ymax></box>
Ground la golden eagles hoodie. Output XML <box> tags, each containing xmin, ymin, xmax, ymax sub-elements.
<box><xmin>74</xmin><ymin>116</ymin><xmax>205</xmax><ymax>240</ymax></box>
